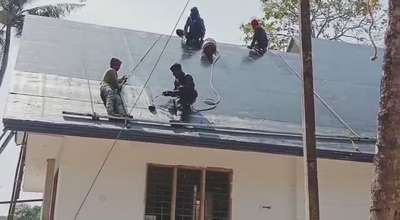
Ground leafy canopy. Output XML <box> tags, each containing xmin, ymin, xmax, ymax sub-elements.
<box><xmin>14</xmin><ymin>204</ymin><xmax>41</xmax><ymax>220</ymax></box>
<box><xmin>0</xmin><ymin>0</ymin><xmax>84</xmax><ymax>35</ymax></box>
<box><xmin>241</xmin><ymin>0</ymin><xmax>387</xmax><ymax>50</ymax></box>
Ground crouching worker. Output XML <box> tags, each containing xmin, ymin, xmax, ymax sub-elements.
<box><xmin>176</xmin><ymin>7</ymin><xmax>206</xmax><ymax>49</ymax></box>
<box><xmin>201</xmin><ymin>38</ymin><xmax>218</xmax><ymax>64</ymax></box>
<box><xmin>100</xmin><ymin>58</ymin><xmax>129</xmax><ymax>117</ymax></box>
<box><xmin>247</xmin><ymin>19</ymin><xmax>269</xmax><ymax>56</ymax></box>
<box><xmin>163</xmin><ymin>63</ymin><xmax>198</xmax><ymax>121</ymax></box>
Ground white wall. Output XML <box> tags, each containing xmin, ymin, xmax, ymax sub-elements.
<box><xmin>23</xmin><ymin>134</ymin><xmax>63</xmax><ymax>192</ymax></box>
<box><xmin>25</xmin><ymin>134</ymin><xmax>374</xmax><ymax>220</ymax></box>
<box><xmin>294</xmin><ymin>158</ymin><xmax>374</xmax><ymax>220</ymax></box>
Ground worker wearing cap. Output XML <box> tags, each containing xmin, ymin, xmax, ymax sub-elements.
<box><xmin>163</xmin><ymin>63</ymin><xmax>198</xmax><ymax>120</ymax></box>
<box><xmin>100</xmin><ymin>58</ymin><xmax>128</xmax><ymax>117</ymax></box>
<box><xmin>247</xmin><ymin>19</ymin><xmax>269</xmax><ymax>56</ymax></box>
<box><xmin>183</xmin><ymin>7</ymin><xmax>206</xmax><ymax>49</ymax></box>
<box><xmin>201</xmin><ymin>38</ymin><xmax>218</xmax><ymax>63</ymax></box>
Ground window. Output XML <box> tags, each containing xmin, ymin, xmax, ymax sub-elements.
<box><xmin>144</xmin><ymin>165</ymin><xmax>232</xmax><ymax>220</ymax></box>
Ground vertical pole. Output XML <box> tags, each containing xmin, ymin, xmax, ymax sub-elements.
<box><xmin>199</xmin><ymin>169</ymin><xmax>206</xmax><ymax>220</ymax></box>
<box><xmin>42</xmin><ymin>159</ymin><xmax>56</xmax><ymax>220</ymax></box>
<box><xmin>7</xmin><ymin>143</ymin><xmax>25</xmax><ymax>220</ymax></box>
<box><xmin>192</xmin><ymin>185</ymin><xmax>197</xmax><ymax>220</ymax></box>
<box><xmin>50</xmin><ymin>170</ymin><xmax>59</xmax><ymax>220</ymax></box>
<box><xmin>170</xmin><ymin>167</ymin><xmax>177</xmax><ymax>220</ymax></box>
<box><xmin>299</xmin><ymin>0</ymin><xmax>320</xmax><ymax>219</ymax></box>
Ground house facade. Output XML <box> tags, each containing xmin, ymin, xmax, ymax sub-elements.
<box><xmin>3</xmin><ymin>16</ymin><xmax>382</xmax><ymax>220</ymax></box>
<box><xmin>21</xmin><ymin>133</ymin><xmax>372</xmax><ymax>220</ymax></box>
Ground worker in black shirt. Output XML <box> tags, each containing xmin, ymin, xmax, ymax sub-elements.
<box><xmin>163</xmin><ymin>63</ymin><xmax>198</xmax><ymax>120</ymax></box>
<box><xmin>176</xmin><ymin>7</ymin><xmax>206</xmax><ymax>49</ymax></box>
<box><xmin>247</xmin><ymin>19</ymin><xmax>269</xmax><ymax>56</ymax></box>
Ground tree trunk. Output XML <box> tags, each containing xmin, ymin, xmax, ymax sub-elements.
<box><xmin>370</xmin><ymin>0</ymin><xmax>400</xmax><ymax>219</ymax></box>
<box><xmin>0</xmin><ymin>23</ymin><xmax>11</xmax><ymax>86</ymax></box>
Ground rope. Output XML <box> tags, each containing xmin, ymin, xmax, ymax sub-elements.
<box><xmin>127</xmin><ymin>0</ymin><xmax>191</xmax><ymax>119</ymax></box>
<box><xmin>79</xmin><ymin>25</ymin><xmax>96</xmax><ymax>116</ymax></box>
<box><xmin>119</xmin><ymin>34</ymin><xmax>163</xmax><ymax>114</ymax></box>
<box><xmin>83</xmin><ymin>62</ymin><xmax>96</xmax><ymax>116</ymax></box>
<box><xmin>0</xmin><ymin>130</ymin><xmax>8</xmax><ymax>143</ymax></box>
<box><xmin>193</xmin><ymin>54</ymin><xmax>222</xmax><ymax>113</ymax></box>
<box><xmin>270</xmin><ymin>50</ymin><xmax>362</xmax><ymax>138</ymax></box>
<box><xmin>72</xmin><ymin>0</ymin><xmax>191</xmax><ymax>218</ymax></box>
<box><xmin>203</xmin><ymin>54</ymin><xmax>222</xmax><ymax>106</ymax></box>
<box><xmin>122</xmin><ymin>34</ymin><xmax>163</xmax><ymax>86</ymax></box>
<box><xmin>0</xmin><ymin>130</ymin><xmax>13</xmax><ymax>156</ymax></box>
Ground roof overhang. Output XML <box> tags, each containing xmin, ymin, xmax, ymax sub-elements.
<box><xmin>4</xmin><ymin>118</ymin><xmax>375</xmax><ymax>163</ymax></box>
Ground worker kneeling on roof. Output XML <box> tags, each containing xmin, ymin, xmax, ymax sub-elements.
<box><xmin>201</xmin><ymin>38</ymin><xmax>218</xmax><ymax>63</ymax></box>
<box><xmin>247</xmin><ymin>19</ymin><xmax>269</xmax><ymax>56</ymax></box>
<box><xmin>176</xmin><ymin>7</ymin><xmax>206</xmax><ymax>49</ymax></box>
<box><xmin>163</xmin><ymin>63</ymin><xmax>198</xmax><ymax>120</ymax></box>
<box><xmin>100</xmin><ymin>58</ymin><xmax>128</xmax><ymax>117</ymax></box>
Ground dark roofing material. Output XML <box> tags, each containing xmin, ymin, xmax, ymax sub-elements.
<box><xmin>3</xmin><ymin>15</ymin><xmax>380</xmax><ymax>162</ymax></box>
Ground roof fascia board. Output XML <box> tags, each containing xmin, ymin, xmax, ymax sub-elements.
<box><xmin>3</xmin><ymin>118</ymin><xmax>374</xmax><ymax>163</ymax></box>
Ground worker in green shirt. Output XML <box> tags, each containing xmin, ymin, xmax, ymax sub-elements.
<box><xmin>100</xmin><ymin>58</ymin><xmax>128</xmax><ymax>117</ymax></box>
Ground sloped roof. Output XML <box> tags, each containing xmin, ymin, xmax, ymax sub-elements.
<box><xmin>3</xmin><ymin>15</ymin><xmax>379</xmax><ymax>162</ymax></box>
<box><xmin>288</xmin><ymin>37</ymin><xmax>383</xmax><ymax>134</ymax></box>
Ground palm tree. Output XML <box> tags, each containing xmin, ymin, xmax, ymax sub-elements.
<box><xmin>370</xmin><ymin>0</ymin><xmax>400</xmax><ymax>219</ymax></box>
<box><xmin>0</xmin><ymin>0</ymin><xmax>85</xmax><ymax>86</ymax></box>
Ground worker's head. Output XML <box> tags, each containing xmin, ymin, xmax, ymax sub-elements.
<box><xmin>251</xmin><ymin>19</ymin><xmax>260</xmax><ymax>30</ymax></box>
<box><xmin>110</xmin><ymin>58</ymin><xmax>122</xmax><ymax>71</ymax></box>
<box><xmin>170</xmin><ymin>63</ymin><xmax>184</xmax><ymax>79</ymax></box>
<box><xmin>190</xmin><ymin>7</ymin><xmax>200</xmax><ymax>18</ymax></box>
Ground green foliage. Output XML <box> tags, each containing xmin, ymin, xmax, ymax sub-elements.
<box><xmin>0</xmin><ymin>1</ymin><xmax>84</xmax><ymax>34</ymax></box>
<box><xmin>15</xmin><ymin>3</ymin><xmax>84</xmax><ymax>34</ymax></box>
<box><xmin>241</xmin><ymin>0</ymin><xmax>387</xmax><ymax>50</ymax></box>
<box><xmin>0</xmin><ymin>0</ymin><xmax>84</xmax><ymax>86</ymax></box>
<box><xmin>23</xmin><ymin>3</ymin><xmax>83</xmax><ymax>18</ymax></box>
<box><xmin>14</xmin><ymin>204</ymin><xmax>41</xmax><ymax>220</ymax></box>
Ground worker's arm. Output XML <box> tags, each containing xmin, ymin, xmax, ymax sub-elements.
<box><xmin>200</xmin><ymin>19</ymin><xmax>206</xmax><ymax>39</ymax></box>
<box><xmin>162</xmin><ymin>89</ymin><xmax>179</xmax><ymax>97</ymax></box>
<box><xmin>164</xmin><ymin>80</ymin><xmax>180</xmax><ymax>97</ymax></box>
<box><xmin>249</xmin><ymin>32</ymin><xmax>256</xmax><ymax>49</ymax></box>
<box><xmin>118</xmin><ymin>75</ymin><xmax>128</xmax><ymax>84</ymax></box>
<box><xmin>184</xmin><ymin>17</ymin><xmax>191</xmax><ymax>35</ymax></box>
<box><xmin>250</xmin><ymin>27</ymin><xmax>264</xmax><ymax>49</ymax></box>
<box><xmin>164</xmin><ymin>76</ymin><xmax>194</xmax><ymax>97</ymax></box>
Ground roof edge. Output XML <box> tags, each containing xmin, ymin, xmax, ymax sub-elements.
<box><xmin>3</xmin><ymin>118</ymin><xmax>374</xmax><ymax>163</ymax></box>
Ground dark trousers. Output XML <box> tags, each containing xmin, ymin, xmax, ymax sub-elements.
<box><xmin>170</xmin><ymin>96</ymin><xmax>196</xmax><ymax>121</ymax></box>
<box><xmin>185</xmin><ymin>36</ymin><xmax>203</xmax><ymax>49</ymax></box>
<box><xmin>250</xmin><ymin>46</ymin><xmax>267</xmax><ymax>56</ymax></box>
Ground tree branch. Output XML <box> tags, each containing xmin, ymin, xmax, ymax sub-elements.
<box><xmin>329</xmin><ymin>15</ymin><xmax>368</xmax><ymax>40</ymax></box>
<box><xmin>20</xmin><ymin>3</ymin><xmax>84</xmax><ymax>16</ymax></box>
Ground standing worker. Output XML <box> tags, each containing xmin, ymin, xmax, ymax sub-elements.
<box><xmin>176</xmin><ymin>7</ymin><xmax>206</xmax><ymax>49</ymax></box>
<box><xmin>100</xmin><ymin>58</ymin><xmax>128</xmax><ymax>117</ymax></box>
<box><xmin>247</xmin><ymin>19</ymin><xmax>269</xmax><ymax>56</ymax></box>
<box><xmin>162</xmin><ymin>63</ymin><xmax>198</xmax><ymax>121</ymax></box>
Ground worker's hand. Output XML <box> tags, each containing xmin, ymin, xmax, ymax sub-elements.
<box><xmin>121</xmin><ymin>75</ymin><xmax>128</xmax><ymax>82</ymax></box>
<box><xmin>162</xmin><ymin>91</ymin><xmax>173</xmax><ymax>96</ymax></box>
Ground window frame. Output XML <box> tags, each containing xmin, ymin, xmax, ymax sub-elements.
<box><xmin>144</xmin><ymin>163</ymin><xmax>233</xmax><ymax>220</ymax></box>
